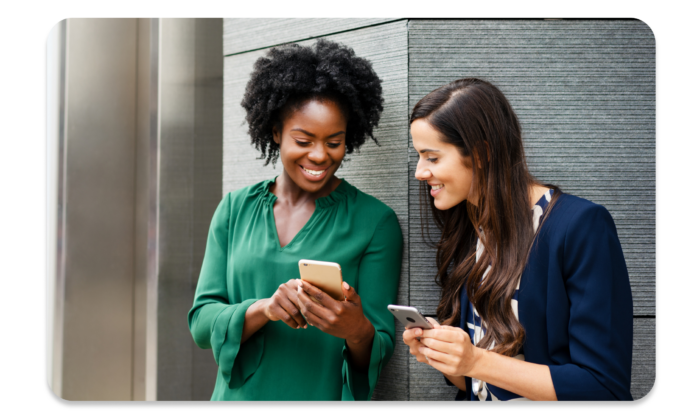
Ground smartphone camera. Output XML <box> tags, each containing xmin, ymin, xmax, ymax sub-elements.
<box><xmin>390</xmin><ymin>308</ymin><xmax>396</xmax><ymax>311</ymax></box>
<box><xmin>303</xmin><ymin>263</ymin><xmax>307</xmax><ymax>266</ymax></box>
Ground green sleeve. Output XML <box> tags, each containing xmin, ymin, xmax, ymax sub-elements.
<box><xmin>187</xmin><ymin>193</ymin><xmax>264</xmax><ymax>388</ymax></box>
<box><xmin>341</xmin><ymin>209</ymin><xmax>403</xmax><ymax>401</ymax></box>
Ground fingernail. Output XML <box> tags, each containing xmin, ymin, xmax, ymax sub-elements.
<box><xmin>304</xmin><ymin>325</ymin><xmax>307</xmax><ymax>329</ymax></box>
<box><xmin>343</xmin><ymin>282</ymin><xmax>350</xmax><ymax>290</ymax></box>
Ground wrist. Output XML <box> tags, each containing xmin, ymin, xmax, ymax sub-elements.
<box><xmin>252</xmin><ymin>298</ymin><xmax>271</xmax><ymax>320</ymax></box>
<box><xmin>465</xmin><ymin>346</ymin><xmax>487</xmax><ymax>378</ymax></box>
<box><xmin>348</xmin><ymin>318</ymin><xmax>375</xmax><ymax>345</ymax></box>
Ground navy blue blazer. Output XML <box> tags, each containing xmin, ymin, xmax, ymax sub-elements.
<box><xmin>453</xmin><ymin>193</ymin><xmax>633</xmax><ymax>401</ymax></box>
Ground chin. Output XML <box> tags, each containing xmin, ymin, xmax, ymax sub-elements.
<box><xmin>433</xmin><ymin>197</ymin><xmax>460</xmax><ymax>211</ymax></box>
<box><xmin>433</xmin><ymin>202</ymin><xmax>450</xmax><ymax>211</ymax></box>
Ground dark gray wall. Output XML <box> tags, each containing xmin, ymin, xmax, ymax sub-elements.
<box><xmin>221</xmin><ymin>18</ymin><xmax>655</xmax><ymax>401</ymax></box>
<box><xmin>407</xmin><ymin>19</ymin><xmax>655</xmax><ymax>401</ymax></box>
<box><xmin>222</xmin><ymin>20</ymin><xmax>410</xmax><ymax>401</ymax></box>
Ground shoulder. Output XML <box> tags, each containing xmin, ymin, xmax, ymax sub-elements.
<box><xmin>213</xmin><ymin>179</ymin><xmax>274</xmax><ymax>224</ymax></box>
<box><xmin>341</xmin><ymin>181</ymin><xmax>402</xmax><ymax>244</ymax></box>
<box><xmin>344</xmin><ymin>181</ymin><xmax>400</xmax><ymax>224</ymax></box>
<box><xmin>537</xmin><ymin>193</ymin><xmax>620</xmax><ymax>258</ymax></box>
<box><xmin>226</xmin><ymin>178</ymin><xmax>271</xmax><ymax>200</ymax></box>
<box><xmin>225</xmin><ymin>179</ymin><xmax>273</xmax><ymax>208</ymax></box>
<box><xmin>547</xmin><ymin>193</ymin><xmax>616</xmax><ymax>234</ymax></box>
<box><xmin>544</xmin><ymin>194</ymin><xmax>621</xmax><ymax>265</ymax></box>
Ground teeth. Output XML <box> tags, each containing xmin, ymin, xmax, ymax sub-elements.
<box><xmin>303</xmin><ymin>167</ymin><xmax>325</xmax><ymax>176</ymax></box>
<box><xmin>431</xmin><ymin>184</ymin><xmax>444</xmax><ymax>190</ymax></box>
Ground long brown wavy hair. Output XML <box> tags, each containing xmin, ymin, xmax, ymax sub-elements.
<box><xmin>411</xmin><ymin>78</ymin><xmax>559</xmax><ymax>357</ymax></box>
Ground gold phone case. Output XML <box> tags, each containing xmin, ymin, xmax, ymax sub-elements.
<box><xmin>298</xmin><ymin>259</ymin><xmax>345</xmax><ymax>301</ymax></box>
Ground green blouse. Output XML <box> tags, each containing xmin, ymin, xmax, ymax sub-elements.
<box><xmin>187</xmin><ymin>178</ymin><xmax>403</xmax><ymax>401</ymax></box>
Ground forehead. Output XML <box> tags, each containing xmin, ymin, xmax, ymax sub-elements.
<box><xmin>283</xmin><ymin>99</ymin><xmax>347</xmax><ymax>130</ymax></box>
<box><xmin>410</xmin><ymin>118</ymin><xmax>443</xmax><ymax>148</ymax></box>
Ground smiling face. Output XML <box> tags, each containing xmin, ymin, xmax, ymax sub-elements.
<box><xmin>272</xmin><ymin>99</ymin><xmax>347</xmax><ymax>194</ymax></box>
<box><xmin>411</xmin><ymin>118</ymin><xmax>477</xmax><ymax>210</ymax></box>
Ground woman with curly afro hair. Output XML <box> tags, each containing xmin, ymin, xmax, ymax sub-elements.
<box><xmin>188</xmin><ymin>39</ymin><xmax>403</xmax><ymax>401</ymax></box>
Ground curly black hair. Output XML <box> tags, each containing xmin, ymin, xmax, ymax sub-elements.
<box><xmin>241</xmin><ymin>39</ymin><xmax>384</xmax><ymax>166</ymax></box>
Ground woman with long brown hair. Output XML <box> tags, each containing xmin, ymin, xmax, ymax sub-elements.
<box><xmin>403</xmin><ymin>78</ymin><xmax>633</xmax><ymax>400</ymax></box>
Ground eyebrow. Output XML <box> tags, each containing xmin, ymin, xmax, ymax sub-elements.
<box><xmin>290</xmin><ymin>128</ymin><xmax>346</xmax><ymax>138</ymax></box>
<box><xmin>419</xmin><ymin>148</ymin><xmax>440</xmax><ymax>153</ymax></box>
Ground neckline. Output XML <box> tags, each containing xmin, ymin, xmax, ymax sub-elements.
<box><xmin>261</xmin><ymin>177</ymin><xmax>350</xmax><ymax>209</ymax></box>
<box><xmin>532</xmin><ymin>189</ymin><xmax>554</xmax><ymax>211</ymax></box>
<box><xmin>261</xmin><ymin>177</ymin><xmax>351</xmax><ymax>250</ymax></box>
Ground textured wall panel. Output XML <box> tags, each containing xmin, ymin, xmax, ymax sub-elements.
<box><xmin>222</xmin><ymin>18</ymin><xmax>653</xmax><ymax>401</ymax></box>
<box><xmin>223</xmin><ymin>18</ymin><xmax>398</xmax><ymax>55</ymax></box>
<box><xmin>408</xmin><ymin>19</ymin><xmax>655</xmax><ymax>316</ymax></box>
<box><xmin>407</xmin><ymin>19</ymin><xmax>655</xmax><ymax>401</ymax></box>
<box><xmin>223</xmin><ymin>20</ymin><xmax>409</xmax><ymax>400</ymax></box>
<box><xmin>631</xmin><ymin>318</ymin><xmax>655</xmax><ymax>400</ymax></box>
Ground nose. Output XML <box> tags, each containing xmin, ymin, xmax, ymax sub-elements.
<box><xmin>307</xmin><ymin>142</ymin><xmax>327</xmax><ymax>163</ymax></box>
<box><xmin>415</xmin><ymin>160</ymin><xmax>431</xmax><ymax>181</ymax></box>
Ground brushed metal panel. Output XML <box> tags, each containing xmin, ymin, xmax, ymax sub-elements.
<box><xmin>47</xmin><ymin>19</ymin><xmax>67</xmax><ymax>397</ymax></box>
<box><xmin>222</xmin><ymin>20</ymin><xmax>409</xmax><ymax>400</ymax></box>
<box><xmin>156</xmin><ymin>18</ymin><xmax>223</xmax><ymax>401</ymax></box>
<box><xmin>145</xmin><ymin>18</ymin><xmax>160</xmax><ymax>402</ymax></box>
<box><xmin>133</xmin><ymin>17</ymin><xmax>153</xmax><ymax>401</ymax></box>
<box><xmin>157</xmin><ymin>17</ymin><xmax>197</xmax><ymax>401</ymax></box>
<box><xmin>190</xmin><ymin>18</ymin><xmax>224</xmax><ymax>402</ymax></box>
<box><xmin>223</xmin><ymin>18</ymin><xmax>398</xmax><ymax>56</ymax></box>
<box><xmin>407</xmin><ymin>19</ymin><xmax>655</xmax><ymax>316</ymax></box>
<box><xmin>61</xmin><ymin>18</ymin><xmax>138</xmax><ymax>401</ymax></box>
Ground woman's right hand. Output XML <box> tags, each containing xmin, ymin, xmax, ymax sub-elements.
<box><xmin>403</xmin><ymin>317</ymin><xmax>440</xmax><ymax>364</ymax></box>
<box><xmin>262</xmin><ymin>279</ymin><xmax>307</xmax><ymax>329</ymax></box>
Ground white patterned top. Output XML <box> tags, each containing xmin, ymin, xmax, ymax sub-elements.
<box><xmin>463</xmin><ymin>189</ymin><xmax>553</xmax><ymax>401</ymax></box>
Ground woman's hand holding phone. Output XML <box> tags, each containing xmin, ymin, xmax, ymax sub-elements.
<box><xmin>296</xmin><ymin>279</ymin><xmax>375</xmax><ymax>370</ymax></box>
<box><xmin>295</xmin><ymin>279</ymin><xmax>374</xmax><ymax>344</ymax></box>
<box><xmin>417</xmin><ymin>323</ymin><xmax>482</xmax><ymax>378</ymax></box>
<box><xmin>262</xmin><ymin>279</ymin><xmax>308</xmax><ymax>329</ymax></box>
<box><xmin>403</xmin><ymin>317</ymin><xmax>441</xmax><ymax>364</ymax></box>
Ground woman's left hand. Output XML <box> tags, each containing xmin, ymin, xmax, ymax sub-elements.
<box><xmin>296</xmin><ymin>280</ymin><xmax>374</xmax><ymax>344</ymax></box>
<box><xmin>418</xmin><ymin>324</ymin><xmax>483</xmax><ymax>378</ymax></box>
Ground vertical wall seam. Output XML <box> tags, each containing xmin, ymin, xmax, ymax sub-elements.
<box><xmin>189</xmin><ymin>18</ymin><xmax>198</xmax><ymax>400</ymax></box>
<box><xmin>146</xmin><ymin>17</ymin><xmax>160</xmax><ymax>402</ymax></box>
<box><xmin>53</xmin><ymin>18</ymin><xmax>69</xmax><ymax>399</ymax></box>
<box><xmin>652</xmin><ymin>18</ymin><xmax>661</xmax><ymax>392</ymax></box>
<box><xmin>130</xmin><ymin>18</ymin><xmax>141</xmax><ymax>402</ymax></box>
<box><xmin>405</xmin><ymin>18</ymin><xmax>411</xmax><ymax>402</ymax></box>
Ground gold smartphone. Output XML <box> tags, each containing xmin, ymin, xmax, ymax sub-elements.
<box><xmin>298</xmin><ymin>259</ymin><xmax>345</xmax><ymax>301</ymax></box>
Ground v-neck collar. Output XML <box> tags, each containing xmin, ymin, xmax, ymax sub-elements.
<box><xmin>261</xmin><ymin>177</ymin><xmax>351</xmax><ymax>250</ymax></box>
